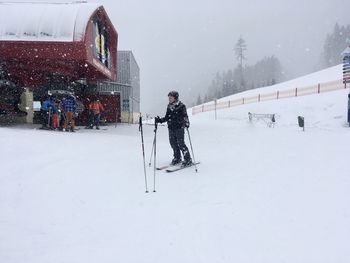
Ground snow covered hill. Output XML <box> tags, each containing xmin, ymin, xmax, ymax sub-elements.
<box><xmin>222</xmin><ymin>64</ymin><xmax>343</xmax><ymax>101</ymax></box>
<box><xmin>198</xmin><ymin>64</ymin><xmax>342</xmax><ymax>107</ymax></box>
<box><xmin>0</xmin><ymin>65</ymin><xmax>349</xmax><ymax>263</ymax></box>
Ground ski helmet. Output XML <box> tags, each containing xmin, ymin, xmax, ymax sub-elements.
<box><xmin>168</xmin><ymin>91</ymin><xmax>179</xmax><ymax>100</ymax></box>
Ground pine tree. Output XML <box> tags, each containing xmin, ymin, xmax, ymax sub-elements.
<box><xmin>234</xmin><ymin>36</ymin><xmax>247</xmax><ymax>91</ymax></box>
<box><xmin>322</xmin><ymin>23</ymin><xmax>350</xmax><ymax>67</ymax></box>
<box><xmin>196</xmin><ymin>94</ymin><xmax>202</xmax><ymax>105</ymax></box>
<box><xmin>234</xmin><ymin>36</ymin><xmax>247</xmax><ymax>69</ymax></box>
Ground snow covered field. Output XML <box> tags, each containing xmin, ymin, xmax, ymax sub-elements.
<box><xmin>1</xmin><ymin>66</ymin><xmax>350</xmax><ymax>262</ymax></box>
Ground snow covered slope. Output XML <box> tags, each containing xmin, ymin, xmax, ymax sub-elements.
<box><xmin>221</xmin><ymin>64</ymin><xmax>343</xmax><ymax>102</ymax></box>
<box><xmin>0</xmin><ymin>65</ymin><xmax>349</xmax><ymax>263</ymax></box>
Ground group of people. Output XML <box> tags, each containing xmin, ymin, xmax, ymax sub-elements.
<box><xmin>40</xmin><ymin>95</ymin><xmax>105</xmax><ymax>131</ymax></box>
<box><xmin>40</xmin><ymin>95</ymin><xmax>76</xmax><ymax>132</ymax></box>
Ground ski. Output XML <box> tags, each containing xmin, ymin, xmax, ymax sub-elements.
<box><xmin>36</xmin><ymin>127</ymin><xmax>52</xmax><ymax>131</ymax></box>
<box><xmin>37</xmin><ymin>127</ymin><xmax>80</xmax><ymax>132</ymax></box>
<box><xmin>165</xmin><ymin>162</ymin><xmax>200</xmax><ymax>173</ymax></box>
<box><xmin>157</xmin><ymin>165</ymin><xmax>171</xmax><ymax>170</ymax></box>
<box><xmin>156</xmin><ymin>164</ymin><xmax>181</xmax><ymax>170</ymax></box>
<box><xmin>84</xmin><ymin>127</ymin><xmax>108</xmax><ymax>131</ymax></box>
<box><xmin>64</xmin><ymin>128</ymin><xmax>80</xmax><ymax>132</ymax></box>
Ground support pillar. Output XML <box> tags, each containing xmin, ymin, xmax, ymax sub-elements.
<box><xmin>19</xmin><ymin>88</ymin><xmax>34</xmax><ymax>124</ymax></box>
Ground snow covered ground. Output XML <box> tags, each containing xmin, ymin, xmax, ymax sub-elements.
<box><xmin>1</xmin><ymin>65</ymin><xmax>350</xmax><ymax>263</ymax></box>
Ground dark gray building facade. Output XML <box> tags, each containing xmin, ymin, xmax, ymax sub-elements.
<box><xmin>117</xmin><ymin>51</ymin><xmax>140</xmax><ymax>117</ymax></box>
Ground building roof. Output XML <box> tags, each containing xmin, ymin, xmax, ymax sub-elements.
<box><xmin>0</xmin><ymin>1</ymin><xmax>101</xmax><ymax>42</ymax></box>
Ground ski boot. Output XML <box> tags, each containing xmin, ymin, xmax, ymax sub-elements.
<box><xmin>171</xmin><ymin>158</ymin><xmax>182</xmax><ymax>166</ymax></box>
<box><xmin>182</xmin><ymin>158</ymin><xmax>193</xmax><ymax>167</ymax></box>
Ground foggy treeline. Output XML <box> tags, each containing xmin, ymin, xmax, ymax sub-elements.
<box><xmin>197</xmin><ymin>54</ymin><xmax>284</xmax><ymax>105</ymax></box>
<box><xmin>321</xmin><ymin>23</ymin><xmax>350</xmax><ymax>68</ymax></box>
<box><xmin>195</xmin><ymin>22</ymin><xmax>350</xmax><ymax>106</ymax></box>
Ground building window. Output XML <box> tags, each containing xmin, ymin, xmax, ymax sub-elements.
<box><xmin>92</xmin><ymin>19</ymin><xmax>111</xmax><ymax>69</ymax></box>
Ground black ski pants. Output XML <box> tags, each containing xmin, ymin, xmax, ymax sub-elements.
<box><xmin>168</xmin><ymin>128</ymin><xmax>191</xmax><ymax>161</ymax></box>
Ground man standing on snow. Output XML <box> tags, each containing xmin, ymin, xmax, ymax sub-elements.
<box><xmin>155</xmin><ymin>91</ymin><xmax>192</xmax><ymax>166</ymax></box>
<box><xmin>40</xmin><ymin>96</ymin><xmax>56</xmax><ymax>129</ymax></box>
<box><xmin>88</xmin><ymin>98</ymin><xmax>104</xmax><ymax>130</ymax></box>
<box><xmin>62</xmin><ymin>95</ymin><xmax>76</xmax><ymax>132</ymax></box>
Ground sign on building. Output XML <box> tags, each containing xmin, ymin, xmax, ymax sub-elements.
<box><xmin>123</xmin><ymin>99</ymin><xmax>130</xmax><ymax>111</ymax></box>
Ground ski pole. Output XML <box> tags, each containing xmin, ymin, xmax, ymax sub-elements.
<box><xmin>153</xmin><ymin>120</ymin><xmax>158</xmax><ymax>192</ymax></box>
<box><xmin>186</xmin><ymin>128</ymin><xmax>198</xmax><ymax>173</ymax></box>
<box><xmin>148</xmin><ymin>136</ymin><xmax>155</xmax><ymax>167</ymax></box>
<box><xmin>149</xmin><ymin>116</ymin><xmax>160</xmax><ymax>166</ymax></box>
<box><xmin>139</xmin><ymin>116</ymin><xmax>149</xmax><ymax>193</ymax></box>
<box><xmin>48</xmin><ymin>108</ymin><xmax>51</xmax><ymax>128</ymax></box>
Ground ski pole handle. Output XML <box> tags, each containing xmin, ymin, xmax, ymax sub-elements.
<box><xmin>139</xmin><ymin>116</ymin><xmax>142</xmax><ymax>132</ymax></box>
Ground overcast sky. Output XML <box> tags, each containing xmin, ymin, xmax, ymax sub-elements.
<box><xmin>89</xmin><ymin>0</ymin><xmax>349</xmax><ymax>114</ymax></box>
<box><xmin>12</xmin><ymin>0</ymin><xmax>350</xmax><ymax>114</ymax></box>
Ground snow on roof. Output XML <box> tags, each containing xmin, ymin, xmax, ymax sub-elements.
<box><xmin>0</xmin><ymin>1</ymin><xmax>101</xmax><ymax>42</ymax></box>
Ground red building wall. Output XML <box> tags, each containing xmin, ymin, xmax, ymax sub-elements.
<box><xmin>0</xmin><ymin>6</ymin><xmax>117</xmax><ymax>89</ymax></box>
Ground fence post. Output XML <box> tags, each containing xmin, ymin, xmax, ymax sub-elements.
<box><xmin>295</xmin><ymin>88</ymin><xmax>298</xmax><ymax>97</ymax></box>
<box><xmin>202</xmin><ymin>105</ymin><xmax>204</xmax><ymax>112</ymax></box>
<box><xmin>277</xmin><ymin>91</ymin><xmax>279</xmax><ymax>99</ymax></box>
<box><xmin>228</xmin><ymin>100</ymin><xmax>231</xmax><ymax>108</ymax></box>
<box><xmin>318</xmin><ymin>83</ymin><xmax>321</xmax><ymax>94</ymax></box>
<box><xmin>243</xmin><ymin>98</ymin><xmax>245</xmax><ymax>104</ymax></box>
<box><xmin>214</xmin><ymin>99</ymin><xmax>217</xmax><ymax>120</ymax></box>
<box><xmin>258</xmin><ymin>94</ymin><xmax>260</xmax><ymax>102</ymax></box>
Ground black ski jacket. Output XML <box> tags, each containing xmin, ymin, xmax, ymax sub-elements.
<box><xmin>160</xmin><ymin>101</ymin><xmax>189</xmax><ymax>130</ymax></box>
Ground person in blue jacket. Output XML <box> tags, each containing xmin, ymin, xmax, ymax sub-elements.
<box><xmin>62</xmin><ymin>95</ymin><xmax>76</xmax><ymax>132</ymax></box>
<box><xmin>40</xmin><ymin>96</ymin><xmax>56</xmax><ymax>129</ymax></box>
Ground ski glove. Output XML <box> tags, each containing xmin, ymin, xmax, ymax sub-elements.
<box><xmin>155</xmin><ymin>116</ymin><xmax>162</xmax><ymax>124</ymax></box>
<box><xmin>184</xmin><ymin>121</ymin><xmax>190</xmax><ymax>128</ymax></box>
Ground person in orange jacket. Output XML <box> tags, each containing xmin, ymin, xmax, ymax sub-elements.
<box><xmin>88</xmin><ymin>99</ymin><xmax>104</xmax><ymax>129</ymax></box>
<box><xmin>51</xmin><ymin>99</ymin><xmax>60</xmax><ymax>130</ymax></box>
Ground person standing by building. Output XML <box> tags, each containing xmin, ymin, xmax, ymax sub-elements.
<box><xmin>56</xmin><ymin>99</ymin><xmax>65</xmax><ymax>130</ymax></box>
<box><xmin>51</xmin><ymin>99</ymin><xmax>60</xmax><ymax>130</ymax></box>
<box><xmin>40</xmin><ymin>96</ymin><xmax>56</xmax><ymax>129</ymax></box>
<box><xmin>155</xmin><ymin>91</ymin><xmax>192</xmax><ymax>166</ymax></box>
<box><xmin>62</xmin><ymin>95</ymin><xmax>76</xmax><ymax>132</ymax></box>
<box><xmin>88</xmin><ymin>98</ymin><xmax>104</xmax><ymax>130</ymax></box>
